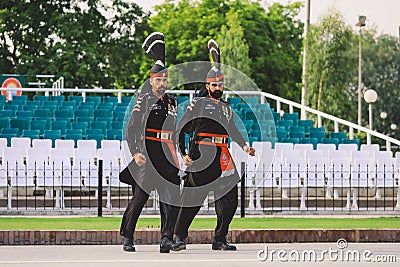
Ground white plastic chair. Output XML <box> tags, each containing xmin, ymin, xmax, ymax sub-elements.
<box><xmin>49</xmin><ymin>148</ymin><xmax>74</xmax><ymax>208</ymax></box>
<box><xmin>98</xmin><ymin>148</ymin><xmax>122</xmax><ymax>209</ymax></box>
<box><xmin>350</xmin><ymin>157</ymin><xmax>375</xmax><ymax>209</ymax></box>
<box><xmin>77</xmin><ymin>140</ymin><xmax>97</xmax><ymax>159</ymax></box>
<box><xmin>375</xmin><ymin>158</ymin><xmax>397</xmax><ymax>200</ymax></box>
<box><xmin>327</xmin><ymin>151</ymin><xmax>352</xmax><ymax>208</ymax></box>
<box><xmin>360</xmin><ymin>144</ymin><xmax>380</xmax><ymax>152</ymax></box>
<box><xmin>338</xmin><ymin>143</ymin><xmax>358</xmax><ymax>152</ymax></box>
<box><xmin>280</xmin><ymin>150</ymin><xmax>306</xmax><ymax>207</ymax></box>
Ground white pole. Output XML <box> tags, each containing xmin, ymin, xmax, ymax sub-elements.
<box><xmin>301</xmin><ymin>0</ymin><xmax>311</xmax><ymax>120</ymax></box>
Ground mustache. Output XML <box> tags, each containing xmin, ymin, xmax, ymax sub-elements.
<box><xmin>158</xmin><ymin>86</ymin><xmax>166</xmax><ymax>90</ymax></box>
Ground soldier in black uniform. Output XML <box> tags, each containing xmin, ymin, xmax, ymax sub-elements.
<box><xmin>120</xmin><ymin>32</ymin><xmax>180</xmax><ymax>253</ymax></box>
<box><xmin>173</xmin><ymin>40</ymin><xmax>255</xmax><ymax>251</ymax></box>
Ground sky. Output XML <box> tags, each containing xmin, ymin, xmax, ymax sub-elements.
<box><xmin>133</xmin><ymin>0</ymin><xmax>400</xmax><ymax>37</ymax></box>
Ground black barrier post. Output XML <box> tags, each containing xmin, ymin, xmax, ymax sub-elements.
<box><xmin>240</xmin><ymin>161</ymin><xmax>245</xmax><ymax>218</ymax></box>
<box><xmin>98</xmin><ymin>160</ymin><xmax>103</xmax><ymax>217</ymax></box>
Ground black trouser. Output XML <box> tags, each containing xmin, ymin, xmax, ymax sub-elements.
<box><xmin>174</xmin><ymin>184</ymin><xmax>238</xmax><ymax>242</ymax></box>
<box><xmin>120</xmin><ymin>179</ymin><xmax>179</xmax><ymax>240</ymax></box>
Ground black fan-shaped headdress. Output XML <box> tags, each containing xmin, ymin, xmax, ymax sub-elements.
<box><xmin>142</xmin><ymin>32</ymin><xmax>168</xmax><ymax>77</ymax></box>
<box><xmin>206</xmin><ymin>39</ymin><xmax>224</xmax><ymax>83</ymax></box>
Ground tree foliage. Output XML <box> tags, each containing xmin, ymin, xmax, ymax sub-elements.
<box><xmin>0</xmin><ymin>0</ymin><xmax>150</xmax><ymax>89</ymax></box>
<box><xmin>357</xmin><ymin>30</ymin><xmax>400</xmax><ymax>139</ymax></box>
<box><xmin>150</xmin><ymin>0</ymin><xmax>303</xmax><ymax>100</ymax></box>
<box><xmin>306</xmin><ymin>8</ymin><xmax>356</xmax><ymax>120</ymax></box>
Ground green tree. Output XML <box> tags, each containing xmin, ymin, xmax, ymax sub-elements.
<box><xmin>306</xmin><ymin>7</ymin><xmax>356</xmax><ymax>120</ymax></box>
<box><xmin>0</xmin><ymin>0</ymin><xmax>149</xmax><ymax>89</ymax></box>
<box><xmin>217</xmin><ymin>11</ymin><xmax>251</xmax><ymax>90</ymax></box>
<box><xmin>356</xmin><ymin>30</ymin><xmax>400</xmax><ymax>140</ymax></box>
<box><xmin>150</xmin><ymin>0</ymin><xmax>303</xmax><ymax>100</ymax></box>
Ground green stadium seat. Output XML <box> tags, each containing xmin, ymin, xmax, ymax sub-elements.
<box><xmin>90</xmin><ymin>121</ymin><xmax>107</xmax><ymax>133</ymax></box>
<box><xmin>85</xmin><ymin>128</ymin><xmax>103</xmax><ymax>135</ymax></box>
<box><xmin>22</xmin><ymin>129</ymin><xmax>41</xmax><ymax>139</ymax></box>
<box><xmin>121</xmin><ymin>96</ymin><xmax>132</xmax><ymax>104</ymax></box>
<box><xmin>76</xmin><ymin>117</ymin><xmax>93</xmax><ymax>123</ymax></box>
<box><xmin>244</xmin><ymin>97</ymin><xmax>259</xmax><ymax>105</ymax></box>
<box><xmin>283</xmin><ymin>112</ymin><xmax>299</xmax><ymax>125</ymax></box>
<box><xmin>72</xmin><ymin>121</ymin><xmax>89</xmax><ymax>131</ymax></box>
<box><xmin>22</xmin><ymin>105</ymin><xmax>39</xmax><ymax>112</ymax></box>
<box><xmin>264</xmin><ymin>137</ymin><xmax>278</xmax><ymax>148</ymax></box>
<box><xmin>1</xmin><ymin>128</ymin><xmax>19</xmax><ymax>135</ymax></box>
<box><xmin>68</xmin><ymin>95</ymin><xmax>83</xmax><ymax>103</ymax></box>
<box><xmin>61</xmin><ymin>100</ymin><xmax>77</xmax><ymax>109</ymax></box>
<box><xmin>298</xmin><ymin>120</ymin><xmax>314</xmax><ymax>134</ymax></box>
<box><xmin>8</xmin><ymin>99</ymin><xmax>26</xmax><ymax>106</ymax></box>
<box><xmin>4</xmin><ymin>104</ymin><xmax>19</xmax><ymax>113</ymax></box>
<box><xmin>86</xmin><ymin>96</ymin><xmax>101</xmax><ymax>103</ymax></box>
<box><xmin>51</xmin><ymin>120</ymin><xmax>68</xmax><ymax>135</ymax></box>
<box><xmin>282</xmin><ymin>138</ymin><xmax>300</xmax><ymax>144</ymax></box>
<box><xmin>95</xmin><ymin>117</ymin><xmax>112</xmax><ymax>128</ymax></box>
<box><xmin>103</xmin><ymin>96</ymin><xmax>118</xmax><ymax>104</ymax></box>
<box><xmin>10</xmin><ymin>118</ymin><xmax>28</xmax><ymax>134</ymax></box>
<box><xmin>74</xmin><ymin>109</ymin><xmax>91</xmax><ymax>118</ymax></box>
<box><xmin>106</xmin><ymin>129</ymin><xmax>123</xmax><ymax>140</ymax></box>
<box><xmin>97</xmin><ymin>102</ymin><xmax>114</xmax><ymax>110</ymax></box>
<box><xmin>65</xmin><ymin>129</ymin><xmax>83</xmax><ymax>135</ymax></box>
<box><xmin>42</xmin><ymin>100</ymin><xmax>58</xmax><ymax>107</ymax></box>
<box><xmin>86</xmin><ymin>133</ymin><xmax>104</xmax><ymax>148</ymax></box>
<box><xmin>30</xmin><ymin>120</ymin><xmax>48</xmax><ymax>135</ymax></box>
<box><xmin>277</xmin><ymin>120</ymin><xmax>294</xmax><ymax>131</ymax></box>
<box><xmin>13</xmin><ymin>95</ymin><xmax>28</xmax><ymax>102</ymax></box>
<box><xmin>114</xmin><ymin>106</ymin><xmax>129</xmax><ymax>113</ymax></box>
<box><xmin>33</xmin><ymin>95</ymin><xmax>50</xmax><ymax>103</ymax></box>
<box><xmin>34</xmin><ymin>109</ymin><xmax>52</xmax><ymax>118</ymax></box>
<box><xmin>16</xmin><ymin>110</ymin><xmax>33</xmax><ymax>119</ymax></box>
<box><xmin>0</xmin><ymin>110</ymin><xmax>14</xmax><ymax>118</ymax></box>
<box><xmin>329</xmin><ymin>132</ymin><xmax>347</xmax><ymax>141</ymax></box>
<box><xmin>94</xmin><ymin>109</ymin><xmax>112</xmax><ymax>118</ymax></box>
<box><xmin>289</xmin><ymin>131</ymin><xmax>305</xmax><ymax>139</ymax></box>
<box><xmin>55</xmin><ymin>109</ymin><xmax>73</xmax><ymax>120</ymax></box>
<box><xmin>0</xmin><ymin>118</ymin><xmax>11</xmax><ymax>130</ymax></box>
<box><xmin>227</xmin><ymin>97</ymin><xmax>242</xmax><ymax>106</ymax></box>
<box><xmin>111</xmin><ymin>121</ymin><xmax>123</xmax><ymax>130</ymax></box>
<box><xmin>54</xmin><ymin>118</ymin><xmax>71</xmax><ymax>129</ymax></box>
<box><xmin>0</xmin><ymin>95</ymin><xmax>6</xmax><ymax>103</ymax></box>
<box><xmin>50</xmin><ymin>95</ymin><xmax>65</xmax><ymax>104</ymax></box>
<box><xmin>275</xmin><ymin>129</ymin><xmax>288</xmax><ymax>141</ymax></box>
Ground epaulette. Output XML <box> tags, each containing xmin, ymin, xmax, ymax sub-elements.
<box><xmin>220</xmin><ymin>99</ymin><xmax>231</xmax><ymax>106</ymax></box>
<box><xmin>132</xmin><ymin>93</ymin><xmax>147</xmax><ymax>113</ymax></box>
<box><xmin>187</xmin><ymin>96</ymin><xmax>205</xmax><ymax>111</ymax></box>
<box><xmin>167</xmin><ymin>95</ymin><xmax>177</xmax><ymax>106</ymax></box>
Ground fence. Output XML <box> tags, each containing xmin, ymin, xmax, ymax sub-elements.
<box><xmin>1</xmin><ymin>156</ymin><xmax>399</xmax><ymax>213</ymax></box>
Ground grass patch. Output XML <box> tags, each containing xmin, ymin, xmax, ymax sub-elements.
<box><xmin>0</xmin><ymin>217</ymin><xmax>399</xmax><ymax>230</ymax></box>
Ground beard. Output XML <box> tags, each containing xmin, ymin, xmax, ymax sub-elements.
<box><xmin>210</xmin><ymin>90</ymin><xmax>223</xmax><ymax>99</ymax></box>
<box><xmin>156</xmin><ymin>86</ymin><xmax>166</xmax><ymax>95</ymax></box>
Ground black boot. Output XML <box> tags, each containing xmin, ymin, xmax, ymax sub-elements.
<box><xmin>123</xmin><ymin>236</ymin><xmax>135</xmax><ymax>252</ymax></box>
<box><xmin>212</xmin><ymin>240</ymin><xmax>237</xmax><ymax>251</ymax></box>
<box><xmin>171</xmin><ymin>236</ymin><xmax>186</xmax><ymax>251</ymax></box>
<box><xmin>160</xmin><ymin>237</ymin><xmax>174</xmax><ymax>253</ymax></box>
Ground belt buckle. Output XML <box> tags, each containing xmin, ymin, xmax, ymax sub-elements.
<box><xmin>214</xmin><ymin>137</ymin><xmax>223</xmax><ymax>144</ymax></box>
<box><xmin>160</xmin><ymin>132</ymin><xmax>169</xmax><ymax>140</ymax></box>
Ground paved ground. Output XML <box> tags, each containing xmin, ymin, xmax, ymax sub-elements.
<box><xmin>0</xmin><ymin>243</ymin><xmax>398</xmax><ymax>267</ymax></box>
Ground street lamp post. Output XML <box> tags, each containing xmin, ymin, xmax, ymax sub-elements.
<box><xmin>356</xmin><ymin>15</ymin><xmax>366</xmax><ymax>133</ymax></box>
<box><xmin>364</xmin><ymin>89</ymin><xmax>377</xmax><ymax>130</ymax></box>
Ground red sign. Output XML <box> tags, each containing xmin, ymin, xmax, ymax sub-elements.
<box><xmin>1</xmin><ymin>77</ymin><xmax>22</xmax><ymax>100</ymax></box>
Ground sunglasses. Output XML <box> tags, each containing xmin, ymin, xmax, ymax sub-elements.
<box><xmin>210</xmin><ymin>83</ymin><xmax>224</xmax><ymax>87</ymax></box>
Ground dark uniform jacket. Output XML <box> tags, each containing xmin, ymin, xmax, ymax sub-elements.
<box><xmin>177</xmin><ymin>96</ymin><xmax>246</xmax><ymax>186</ymax></box>
<box><xmin>123</xmin><ymin>90</ymin><xmax>180</xmax><ymax>187</ymax></box>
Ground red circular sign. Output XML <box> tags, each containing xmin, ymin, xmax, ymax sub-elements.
<box><xmin>1</xmin><ymin>77</ymin><xmax>22</xmax><ymax>100</ymax></box>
